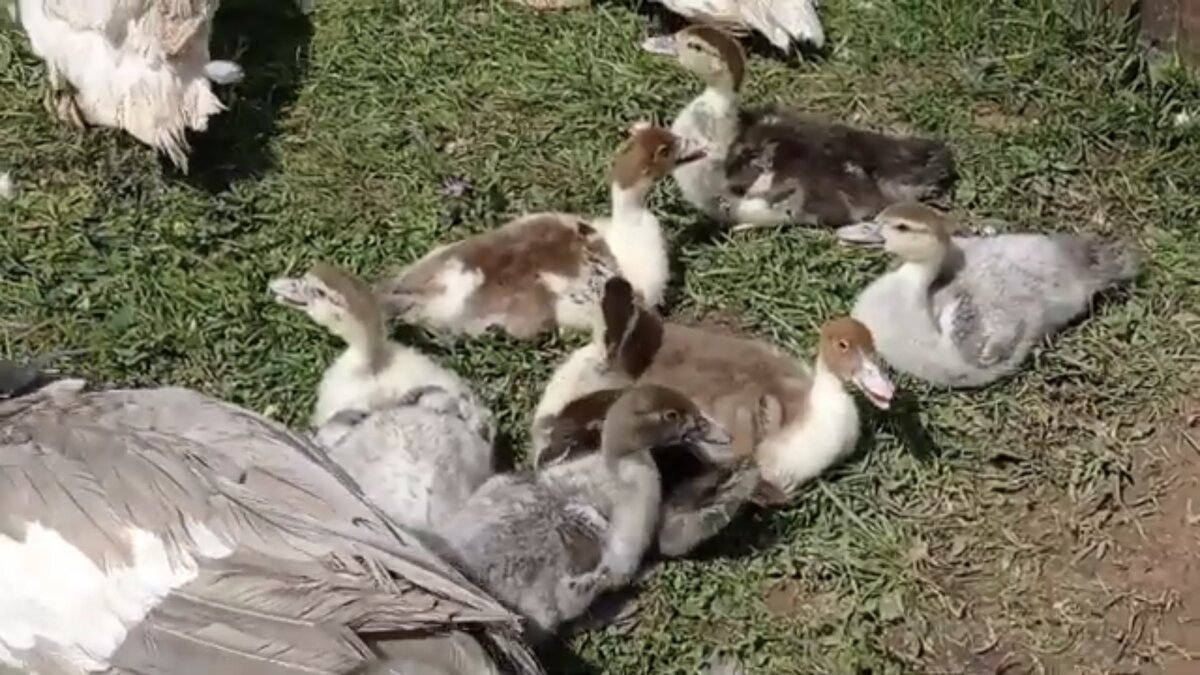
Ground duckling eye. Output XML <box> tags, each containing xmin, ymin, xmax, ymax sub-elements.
<box><xmin>893</xmin><ymin>223</ymin><xmax>911</xmax><ymax>233</ymax></box>
<box><xmin>837</xmin><ymin>339</ymin><xmax>850</xmax><ymax>351</ymax></box>
<box><xmin>663</xmin><ymin>409</ymin><xmax>680</xmax><ymax>423</ymax></box>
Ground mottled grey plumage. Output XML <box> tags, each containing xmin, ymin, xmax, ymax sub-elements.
<box><xmin>312</xmin><ymin>385</ymin><xmax>496</xmax><ymax>535</ymax></box>
<box><xmin>0</xmin><ymin>376</ymin><xmax>541</xmax><ymax>675</ymax></box>
<box><xmin>443</xmin><ymin>385</ymin><xmax>731</xmax><ymax>639</ymax></box>
<box><xmin>842</xmin><ymin>204</ymin><xmax>1139</xmax><ymax>388</ymax></box>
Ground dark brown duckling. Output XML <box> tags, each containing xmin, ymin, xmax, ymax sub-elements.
<box><xmin>642</xmin><ymin>24</ymin><xmax>956</xmax><ymax>232</ymax></box>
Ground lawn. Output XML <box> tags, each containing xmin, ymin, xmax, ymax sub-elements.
<box><xmin>2</xmin><ymin>0</ymin><xmax>1200</xmax><ymax>673</ymax></box>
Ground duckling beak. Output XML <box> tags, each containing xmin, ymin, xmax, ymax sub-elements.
<box><xmin>851</xmin><ymin>357</ymin><xmax>895</xmax><ymax>410</ymax></box>
<box><xmin>269</xmin><ymin>277</ymin><xmax>312</xmax><ymax>309</ymax></box>
<box><xmin>687</xmin><ymin>415</ymin><xmax>736</xmax><ymax>464</ymax></box>
<box><xmin>640</xmin><ymin>34</ymin><xmax>678</xmax><ymax>56</ymax></box>
<box><xmin>836</xmin><ymin>220</ymin><xmax>885</xmax><ymax>248</ymax></box>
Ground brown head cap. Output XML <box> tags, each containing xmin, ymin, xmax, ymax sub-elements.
<box><xmin>681</xmin><ymin>25</ymin><xmax>746</xmax><ymax>90</ymax></box>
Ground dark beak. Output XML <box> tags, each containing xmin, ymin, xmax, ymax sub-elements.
<box><xmin>686</xmin><ymin>415</ymin><xmax>736</xmax><ymax>464</ymax></box>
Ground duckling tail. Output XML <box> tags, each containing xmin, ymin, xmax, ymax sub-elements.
<box><xmin>876</xmin><ymin>138</ymin><xmax>957</xmax><ymax>202</ymax></box>
<box><xmin>1058</xmin><ymin>235</ymin><xmax>1140</xmax><ymax>289</ymax></box>
<box><xmin>600</xmin><ymin>277</ymin><xmax>663</xmax><ymax>379</ymax></box>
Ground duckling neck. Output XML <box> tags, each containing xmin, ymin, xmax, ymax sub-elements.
<box><xmin>332</xmin><ymin>317</ymin><xmax>391</xmax><ymax>374</ymax></box>
<box><xmin>812</xmin><ymin>358</ymin><xmax>849</xmax><ymax>403</ymax></box>
<box><xmin>603</xmin><ymin>181</ymin><xmax>668</xmax><ymax>306</ymax></box>
<box><xmin>609</xmin><ymin>181</ymin><xmax>651</xmax><ymax>221</ymax></box>
<box><xmin>691</xmin><ymin>83</ymin><xmax>739</xmax><ymax>147</ymax></box>
<box><xmin>897</xmin><ymin>245</ymin><xmax>955</xmax><ymax>291</ymax></box>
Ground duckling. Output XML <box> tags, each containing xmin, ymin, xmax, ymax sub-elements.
<box><xmin>269</xmin><ymin>262</ymin><xmax>494</xmax><ymax>534</ymax></box>
<box><xmin>642</xmin><ymin>25</ymin><xmax>956</xmax><ymax>231</ymax></box>
<box><xmin>441</xmin><ymin>384</ymin><xmax>733</xmax><ymax>638</ymax></box>
<box><xmin>535</xmin><ymin>280</ymin><xmax>894</xmax><ymax>536</ymax></box>
<box><xmin>15</xmin><ymin>0</ymin><xmax>262</xmax><ymax>170</ymax></box>
<box><xmin>837</xmin><ymin>202</ymin><xmax>1140</xmax><ymax>388</ymax></box>
<box><xmin>0</xmin><ymin>367</ymin><xmax>542</xmax><ymax>675</ymax></box>
<box><xmin>373</xmin><ymin>123</ymin><xmax>704</xmax><ymax>340</ymax></box>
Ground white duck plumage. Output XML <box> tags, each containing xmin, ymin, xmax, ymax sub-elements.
<box><xmin>0</xmin><ymin>365</ymin><xmax>541</xmax><ymax>675</ymax></box>
<box><xmin>269</xmin><ymin>262</ymin><xmax>495</xmax><ymax>536</ymax></box>
<box><xmin>838</xmin><ymin>201</ymin><xmax>1140</xmax><ymax>388</ymax></box>
<box><xmin>14</xmin><ymin>0</ymin><xmax>312</xmax><ymax>170</ymax></box>
<box><xmin>653</xmin><ymin>0</ymin><xmax>824</xmax><ymax>52</ymax></box>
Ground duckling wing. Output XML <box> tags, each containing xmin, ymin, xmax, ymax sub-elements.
<box><xmin>0</xmin><ymin>383</ymin><xmax>529</xmax><ymax>674</ymax></box>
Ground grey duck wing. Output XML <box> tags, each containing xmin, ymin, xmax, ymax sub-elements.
<box><xmin>0</xmin><ymin>381</ymin><xmax>538</xmax><ymax>675</ymax></box>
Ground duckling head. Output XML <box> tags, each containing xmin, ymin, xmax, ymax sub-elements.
<box><xmin>641</xmin><ymin>25</ymin><xmax>746</xmax><ymax>91</ymax></box>
<box><xmin>818</xmin><ymin>317</ymin><xmax>895</xmax><ymax>409</ymax></box>
<box><xmin>611</xmin><ymin>123</ymin><xmax>706</xmax><ymax>195</ymax></box>
<box><xmin>269</xmin><ymin>262</ymin><xmax>384</xmax><ymax>338</ymax></box>
<box><xmin>836</xmin><ymin>202</ymin><xmax>954</xmax><ymax>266</ymax></box>
<box><xmin>602</xmin><ymin>384</ymin><xmax>735</xmax><ymax>464</ymax></box>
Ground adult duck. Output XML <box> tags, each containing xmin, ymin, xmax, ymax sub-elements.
<box><xmin>0</xmin><ymin>362</ymin><xmax>541</xmax><ymax>675</ymax></box>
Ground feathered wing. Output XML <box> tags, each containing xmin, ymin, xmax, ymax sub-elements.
<box><xmin>0</xmin><ymin>382</ymin><xmax>540</xmax><ymax>675</ymax></box>
<box><xmin>737</xmin><ymin>0</ymin><xmax>824</xmax><ymax>50</ymax></box>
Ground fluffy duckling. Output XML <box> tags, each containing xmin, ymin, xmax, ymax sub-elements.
<box><xmin>373</xmin><ymin>124</ymin><xmax>704</xmax><ymax>340</ymax></box>
<box><xmin>540</xmin><ymin>278</ymin><xmax>897</xmax><ymax>494</ymax></box>
<box><xmin>442</xmin><ymin>384</ymin><xmax>733</xmax><ymax>638</ymax></box>
<box><xmin>533</xmin><ymin>279</ymin><xmax>894</xmax><ymax>554</ymax></box>
<box><xmin>837</xmin><ymin>202</ymin><xmax>1140</xmax><ymax>388</ymax></box>
<box><xmin>13</xmin><ymin>0</ymin><xmax>307</xmax><ymax>169</ymax></box>
<box><xmin>270</xmin><ymin>262</ymin><xmax>495</xmax><ymax>534</ymax></box>
<box><xmin>642</xmin><ymin>25</ymin><xmax>956</xmax><ymax>231</ymax></box>
<box><xmin>0</xmin><ymin>367</ymin><xmax>541</xmax><ymax>675</ymax></box>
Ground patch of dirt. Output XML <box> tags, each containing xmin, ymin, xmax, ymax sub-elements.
<box><xmin>886</xmin><ymin>402</ymin><xmax>1200</xmax><ymax>674</ymax></box>
<box><xmin>763</xmin><ymin>579</ymin><xmax>846</xmax><ymax>621</ymax></box>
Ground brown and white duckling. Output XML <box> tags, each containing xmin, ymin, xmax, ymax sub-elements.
<box><xmin>532</xmin><ymin>278</ymin><xmax>892</xmax><ymax>552</ymax></box>
<box><xmin>533</xmin><ymin>278</ymin><xmax>894</xmax><ymax>555</ymax></box>
<box><xmin>838</xmin><ymin>202</ymin><xmax>1140</xmax><ymax>388</ymax></box>
<box><xmin>642</xmin><ymin>25</ymin><xmax>956</xmax><ymax>231</ymax></box>
<box><xmin>372</xmin><ymin>124</ymin><xmax>704</xmax><ymax>340</ymax></box>
<box><xmin>441</xmin><ymin>384</ymin><xmax>732</xmax><ymax>639</ymax></box>
<box><xmin>269</xmin><ymin>262</ymin><xmax>495</xmax><ymax>534</ymax></box>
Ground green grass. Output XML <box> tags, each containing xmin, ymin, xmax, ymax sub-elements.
<box><xmin>3</xmin><ymin>0</ymin><xmax>1200</xmax><ymax>673</ymax></box>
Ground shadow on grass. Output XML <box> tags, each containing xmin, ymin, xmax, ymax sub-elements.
<box><xmin>174</xmin><ymin>0</ymin><xmax>313</xmax><ymax>193</ymax></box>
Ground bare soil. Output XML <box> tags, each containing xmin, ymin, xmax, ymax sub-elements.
<box><xmin>885</xmin><ymin>402</ymin><xmax>1200</xmax><ymax>674</ymax></box>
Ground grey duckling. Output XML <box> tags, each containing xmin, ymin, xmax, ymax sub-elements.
<box><xmin>269</xmin><ymin>262</ymin><xmax>495</xmax><ymax>535</ymax></box>
<box><xmin>642</xmin><ymin>25</ymin><xmax>956</xmax><ymax>232</ymax></box>
<box><xmin>440</xmin><ymin>384</ymin><xmax>733</xmax><ymax>639</ymax></box>
<box><xmin>838</xmin><ymin>201</ymin><xmax>1139</xmax><ymax>388</ymax></box>
<box><xmin>0</xmin><ymin>368</ymin><xmax>541</xmax><ymax>675</ymax></box>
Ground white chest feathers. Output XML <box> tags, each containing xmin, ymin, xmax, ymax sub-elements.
<box><xmin>758</xmin><ymin>370</ymin><xmax>860</xmax><ymax>494</ymax></box>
